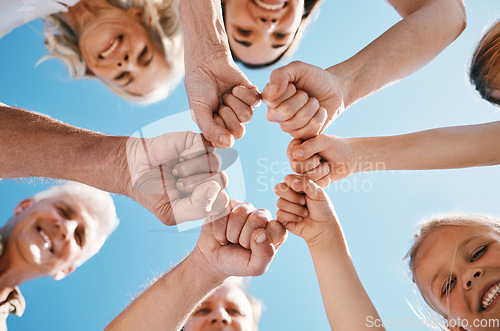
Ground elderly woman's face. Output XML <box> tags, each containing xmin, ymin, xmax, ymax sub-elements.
<box><xmin>223</xmin><ymin>0</ymin><xmax>304</xmax><ymax>66</ymax></box>
<box><xmin>184</xmin><ymin>283</ymin><xmax>254</xmax><ymax>331</ymax></box>
<box><xmin>78</xmin><ymin>7</ymin><xmax>170</xmax><ymax>96</ymax></box>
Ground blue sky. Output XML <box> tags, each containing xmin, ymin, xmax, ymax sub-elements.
<box><xmin>1</xmin><ymin>1</ymin><xmax>500</xmax><ymax>330</ymax></box>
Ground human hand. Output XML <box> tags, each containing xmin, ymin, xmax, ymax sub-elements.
<box><xmin>287</xmin><ymin>135</ymin><xmax>357</xmax><ymax>188</ymax></box>
<box><xmin>185</xmin><ymin>50</ymin><xmax>260</xmax><ymax>148</ymax></box>
<box><xmin>124</xmin><ymin>131</ymin><xmax>229</xmax><ymax>226</ymax></box>
<box><xmin>192</xmin><ymin>200</ymin><xmax>287</xmax><ymax>282</ymax></box>
<box><xmin>261</xmin><ymin>61</ymin><xmax>348</xmax><ymax>139</ymax></box>
<box><xmin>275</xmin><ymin>174</ymin><xmax>339</xmax><ymax>247</ymax></box>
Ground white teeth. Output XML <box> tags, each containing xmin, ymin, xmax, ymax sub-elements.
<box><xmin>482</xmin><ymin>283</ymin><xmax>500</xmax><ymax>309</ymax></box>
<box><xmin>254</xmin><ymin>0</ymin><xmax>285</xmax><ymax>11</ymax></box>
<box><xmin>39</xmin><ymin>229</ymin><xmax>52</xmax><ymax>250</ymax></box>
<box><xmin>100</xmin><ymin>37</ymin><xmax>120</xmax><ymax>59</ymax></box>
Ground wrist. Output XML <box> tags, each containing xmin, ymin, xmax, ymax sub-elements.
<box><xmin>325</xmin><ymin>63</ymin><xmax>357</xmax><ymax>109</ymax></box>
<box><xmin>190</xmin><ymin>245</ymin><xmax>228</xmax><ymax>286</ymax></box>
<box><xmin>306</xmin><ymin>225</ymin><xmax>350</xmax><ymax>258</ymax></box>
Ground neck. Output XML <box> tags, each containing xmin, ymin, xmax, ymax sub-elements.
<box><xmin>0</xmin><ymin>250</ymin><xmax>38</xmax><ymax>303</ymax></box>
<box><xmin>63</xmin><ymin>0</ymin><xmax>109</xmax><ymax>34</ymax></box>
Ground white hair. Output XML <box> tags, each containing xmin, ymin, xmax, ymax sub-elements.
<box><xmin>34</xmin><ymin>182</ymin><xmax>119</xmax><ymax>268</ymax></box>
<box><xmin>40</xmin><ymin>0</ymin><xmax>184</xmax><ymax>104</ymax></box>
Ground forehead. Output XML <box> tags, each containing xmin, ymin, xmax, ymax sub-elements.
<box><xmin>204</xmin><ymin>284</ymin><xmax>252</xmax><ymax>311</ymax></box>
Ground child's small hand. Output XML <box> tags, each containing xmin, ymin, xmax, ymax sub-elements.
<box><xmin>287</xmin><ymin>135</ymin><xmax>356</xmax><ymax>187</ymax></box>
<box><xmin>213</xmin><ymin>85</ymin><xmax>261</xmax><ymax>143</ymax></box>
<box><xmin>275</xmin><ymin>174</ymin><xmax>339</xmax><ymax>246</ymax></box>
<box><xmin>262</xmin><ymin>83</ymin><xmax>328</xmax><ymax>140</ymax></box>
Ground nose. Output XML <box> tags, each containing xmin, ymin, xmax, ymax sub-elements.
<box><xmin>209</xmin><ymin>307</ymin><xmax>231</xmax><ymax>326</ymax></box>
<box><xmin>463</xmin><ymin>268</ymin><xmax>484</xmax><ymax>290</ymax></box>
<box><xmin>116</xmin><ymin>53</ymin><xmax>129</xmax><ymax>68</ymax></box>
<box><xmin>56</xmin><ymin>220</ymin><xmax>78</xmax><ymax>241</ymax></box>
<box><xmin>259</xmin><ymin>16</ymin><xmax>279</xmax><ymax>30</ymax></box>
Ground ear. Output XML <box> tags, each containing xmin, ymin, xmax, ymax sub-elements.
<box><xmin>125</xmin><ymin>7</ymin><xmax>144</xmax><ymax>21</ymax></box>
<box><xmin>14</xmin><ymin>198</ymin><xmax>35</xmax><ymax>216</ymax></box>
<box><xmin>53</xmin><ymin>266</ymin><xmax>75</xmax><ymax>281</ymax></box>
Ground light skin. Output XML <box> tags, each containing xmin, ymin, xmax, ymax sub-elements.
<box><xmin>0</xmin><ymin>105</ymin><xmax>228</xmax><ymax>226</ymax></box>
<box><xmin>63</xmin><ymin>0</ymin><xmax>170</xmax><ymax>95</ymax></box>
<box><xmin>223</xmin><ymin>0</ymin><xmax>304</xmax><ymax>65</ymax></box>
<box><xmin>0</xmin><ymin>195</ymin><xmax>97</xmax><ymax>303</ymax></box>
<box><xmin>105</xmin><ymin>202</ymin><xmax>286</xmax><ymax>330</ymax></box>
<box><xmin>261</xmin><ymin>0</ymin><xmax>467</xmax><ymax>139</ymax></box>
<box><xmin>286</xmin><ymin>122</ymin><xmax>500</xmax><ymax>188</ymax></box>
<box><xmin>183</xmin><ymin>282</ymin><xmax>254</xmax><ymax>331</ymax></box>
<box><xmin>275</xmin><ymin>174</ymin><xmax>384</xmax><ymax>330</ymax></box>
<box><xmin>413</xmin><ymin>225</ymin><xmax>500</xmax><ymax>331</ymax></box>
<box><xmin>181</xmin><ymin>0</ymin><xmax>261</xmax><ymax>148</ymax></box>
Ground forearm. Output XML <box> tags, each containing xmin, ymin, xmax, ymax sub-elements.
<box><xmin>180</xmin><ymin>0</ymin><xmax>229</xmax><ymax>57</ymax></box>
<box><xmin>352</xmin><ymin>121</ymin><xmax>500</xmax><ymax>172</ymax></box>
<box><xmin>327</xmin><ymin>0</ymin><xmax>466</xmax><ymax>108</ymax></box>
<box><xmin>105</xmin><ymin>252</ymin><xmax>225</xmax><ymax>330</ymax></box>
<box><xmin>0</xmin><ymin>105</ymin><xmax>129</xmax><ymax>194</ymax></box>
<box><xmin>308</xmin><ymin>229</ymin><xmax>384</xmax><ymax>331</ymax></box>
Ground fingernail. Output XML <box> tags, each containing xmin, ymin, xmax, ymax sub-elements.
<box><xmin>172</xmin><ymin>168</ymin><xmax>179</xmax><ymax>177</ymax></box>
<box><xmin>176</xmin><ymin>181</ymin><xmax>184</xmax><ymax>190</ymax></box>
<box><xmin>252</xmin><ymin>99</ymin><xmax>262</xmax><ymax>109</ymax></box>
<box><xmin>255</xmin><ymin>232</ymin><xmax>267</xmax><ymax>243</ymax></box>
<box><xmin>293</xmin><ymin>149</ymin><xmax>304</xmax><ymax>158</ymax></box>
<box><xmin>219</xmin><ymin>134</ymin><xmax>233</xmax><ymax>147</ymax></box>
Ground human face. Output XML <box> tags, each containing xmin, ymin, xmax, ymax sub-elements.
<box><xmin>414</xmin><ymin>225</ymin><xmax>500</xmax><ymax>330</ymax></box>
<box><xmin>78</xmin><ymin>7</ymin><xmax>170</xmax><ymax>96</ymax></box>
<box><xmin>223</xmin><ymin>0</ymin><xmax>305</xmax><ymax>65</ymax></box>
<box><xmin>184</xmin><ymin>283</ymin><xmax>254</xmax><ymax>331</ymax></box>
<box><xmin>6</xmin><ymin>195</ymin><xmax>98</xmax><ymax>279</ymax></box>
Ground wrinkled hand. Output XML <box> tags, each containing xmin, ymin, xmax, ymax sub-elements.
<box><xmin>275</xmin><ymin>175</ymin><xmax>338</xmax><ymax>246</ymax></box>
<box><xmin>185</xmin><ymin>50</ymin><xmax>260</xmax><ymax>148</ymax></box>
<box><xmin>193</xmin><ymin>200</ymin><xmax>287</xmax><ymax>281</ymax></box>
<box><xmin>262</xmin><ymin>61</ymin><xmax>348</xmax><ymax>139</ymax></box>
<box><xmin>287</xmin><ymin>135</ymin><xmax>356</xmax><ymax>188</ymax></box>
<box><xmin>124</xmin><ymin>131</ymin><xmax>229</xmax><ymax>226</ymax></box>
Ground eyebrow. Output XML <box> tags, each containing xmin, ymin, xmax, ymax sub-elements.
<box><xmin>233</xmin><ymin>37</ymin><xmax>252</xmax><ymax>48</ymax></box>
<box><xmin>272</xmin><ymin>44</ymin><xmax>286</xmax><ymax>49</ymax></box>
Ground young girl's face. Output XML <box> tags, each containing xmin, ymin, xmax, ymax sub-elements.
<box><xmin>413</xmin><ymin>225</ymin><xmax>500</xmax><ymax>330</ymax></box>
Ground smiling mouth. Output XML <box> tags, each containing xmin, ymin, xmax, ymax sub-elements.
<box><xmin>99</xmin><ymin>35</ymin><xmax>123</xmax><ymax>59</ymax></box>
<box><xmin>37</xmin><ymin>226</ymin><xmax>53</xmax><ymax>251</ymax></box>
<box><xmin>482</xmin><ymin>282</ymin><xmax>500</xmax><ymax>310</ymax></box>
<box><xmin>253</xmin><ymin>0</ymin><xmax>287</xmax><ymax>11</ymax></box>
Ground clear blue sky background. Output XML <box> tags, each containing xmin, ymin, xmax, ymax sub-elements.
<box><xmin>1</xmin><ymin>1</ymin><xmax>500</xmax><ymax>330</ymax></box>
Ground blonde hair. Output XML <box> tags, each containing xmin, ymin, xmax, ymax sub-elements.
<box><xmin>41</xmin><ymin>0</ymin><xmax>184</xmax><ymax>104</ymax></box>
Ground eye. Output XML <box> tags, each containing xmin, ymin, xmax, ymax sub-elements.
<box><xmin>139</xmin><ymin>46</ymin><xmax>148</xmax><ymax>59</ymax></box>
<box><xmin>442</xmin><ymin>276</ymin><xmax>456</xmax><ymax>296</ymax></box>
<box><xmin>237</xmin><ymin>28</ymin><xmax>252</xmax><ymax>36</ymax></box>
<box><xmin>75</xmin><ymin>228</ymin><xmax>85</xmax><ymax>247</ymax></box>
<box><xmin>274</xmin><ymin>32</ymin><xmax>288</xmax><ymax>39</ymax></box>
<box><xmin>194</xmin><ymin>308</ymin><xmax>210</xmax><ymax>315</ymax></box>
<box><xmin>471</xmin><ymin>245</ymin><xmax>488</xmax><ymax>262</ymax></box>
<box><xmin>56</xmin><ymin>206</ymin><xmax>70</xmax><ymax>219</ymax></box>
<box><xmin>227</xmin><ymin>308</ymin><xmax>242</xmax><ymax>316</ymax></box>
<box><xmin>114</xmin><ymin>72</ymin><xmax>127</xmax><ymax>80</ymax></box>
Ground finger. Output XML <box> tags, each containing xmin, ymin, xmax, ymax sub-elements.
<box><xmin>222</xmin><ymin>93</ymin><xmax>254</xmax><ymax>123</ymax></box>
<box><xmin>170</xmin><ymin>181</ymin><xmax>222</xmax><ymax>224</ymax></box>
<box><xmin>226</xmin><ymin>203</ymin><xmax>255</xmax><ymax>244</ymax></box>
<box><xmin>279</xmin><ymin>97</ymin><xmax>320</xmax><ymax>132</ymax></box>
<box><xmin>289</xmin><ymin>107</ymin><xmax>328</xmax><ymax>140</ymax></box>
<box><xmin>283</xmin><ymin>174</ymin><xmax>307</xmax><ymax>194</ymax></box>
<box><xmin>276</xmin><ymin>209</ymin><xmax>303</xmax><ymax>223</ymax></box>
<box><xmin>314</xmin><ymin>171</ymin><xmax>333</xmax><ymax>189</ymax></box>
<box><xmin>209</xmin><ymin>213</ymin><xmax>229</xmax><ymax>245</ymax></box>
<box><xmin>192</xmin><ymin>109</ymin><xmax>234</xmax><ymax>148</ymax></box>
<box><xmin>285</xmin><ymin>175</ymin><xmax>328</xmax><ymax>201</ymax></box>
<box><xmin>302</xmin><ymin>160</ymin><xmax>331</xmax><ymax>182</ymax></box>
<box><xmin>248</xmin><ymin>229</ymin><xmax>275</xmax><ymax>276</ymax></box>
<box><xmin>210</xmin><ymin>190</ymin><xmax>230</xmax><ymax>217</ymax></box>
<box><xmin>277</xmin><ymin>198</ymin><xmax>308</xmax><ymax>218</ymax></box>
<box><xmin>178</xmin><ymin>133</ymin><xmax>215</xmax><ymax>162</ymax></box>
<box><xmin>289</xmin><ymin>155</ymin><xmax>321</xmax><ymax>174</ymax></box>
<box><xmin>274</xmin><ymin>183</ymin><xmax>306</xmax><ymax>205</ymax></box>
<box><xmin>286</xmin><ymin>139</ymin><xmax>304</xmax><ymax>160</ymax></box>
<box><xmin>263</xmin><ymin>83</ymin><xmax>296</xmax><ymax>109</ymax></box>
<box><xmin>173</xmin><ymin>153</ymin><xmax>222</xmax><ymax>178</ymax></box>
<box><xmin>239</xmin><ymin>209</ymin><xmax>272</xmax><ymax>249</ymax></box>
<box><xmin>176</xmin><ymin>171</ymin><xmax>228</xmax><ymax>194</ymax></box>
<box><xmin>265</xmin><ymin>220</ymin><xmax>287</xmax><ymax>249</ymax></box>
<box><xmin>219</xmin><ymin>105</ymin><xmax>246</xmax><ymax>140</ymax></box>
<box><xmin>267</xmin><ymin>90</ymin><xmax>309</xmax><ymax>122</ymax></box>
<box><xmin>232</xmin><ymin>85</ymin><xmax>261</xmax><ymax>109</ymax></box>
<box><xmin>289</xmin><ymin>135</ymin><xmax>331</xmax><ymax>161</ymax></box>
<box><xmin>213</xmin><ymin>114</ymin><xmax>226</xmax><ymax>128</ymax></box>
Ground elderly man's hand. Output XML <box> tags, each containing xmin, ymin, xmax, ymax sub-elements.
<box><xmin>192</xmin><ymin>200</ymin><xmax>287</xmax><ymax>282</ymax></box>
<box><xmin>185</xmin><ymin>50</ymin><xmax>260</xmax><ymax>148</ymax></box>
<box><xmin>262</xmin><ymin>61</ymin><xmax>348</xmax><ymax>140</ymax></box>
<box><xmin>123</xmin><ymin>131</ymin><xmax>229</xmax><ymax>226</ymax></box>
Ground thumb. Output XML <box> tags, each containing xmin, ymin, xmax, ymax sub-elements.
<box><xmin>291</xmin><ymin>135</ymin><xmax>330</xmax><ymax>161</ymax></box>
<box><xmin>191</xmin><ymin>108</ymin><xmax>234</xmax><ymax>148</ymax></box>
<box><xmin>248</xmin><ymin>229</ymin><xmax>275</xmax><ymax>276</ymax></box>
<box><xmin>171</xmin><ymin>181</ymin><xmax>222</xmax><ymax>224</ymax></box>
<box><xmin>267</xmin><ymin>64</ymin><xmax>295</xmax><ymax>100</ymax></box>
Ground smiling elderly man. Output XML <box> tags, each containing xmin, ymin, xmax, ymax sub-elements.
<box><xmin>0</xmin><ymin>182</ymin><xmax>119</xmax><ymax>330</ymax></box>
